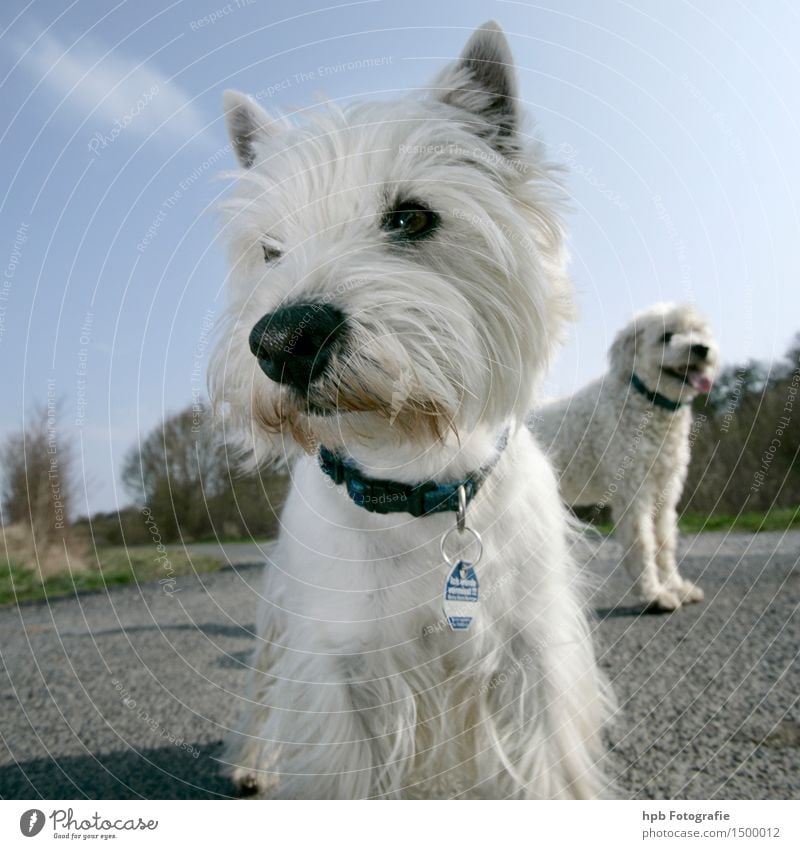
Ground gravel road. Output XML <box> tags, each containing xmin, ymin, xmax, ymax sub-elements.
<box><xmin>1</xmin><ymin>531</ymin><xmax>797</xmax><ymax>799</ymax></box>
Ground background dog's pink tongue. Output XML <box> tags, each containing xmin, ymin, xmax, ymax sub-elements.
<box><xmin>689</xmin><ymin>372</ymin><xmax>712</xmax><ymax>393</ymax></box>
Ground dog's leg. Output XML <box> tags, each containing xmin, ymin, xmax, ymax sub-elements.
<box><xmin>224</xmin><ymin>649</ymin><xmax>386</xmax><ymax>799</ymax></box>
<box><xmin>614</xmin><ymin>503</ymin><xmax>681</xmax><ymax>611</ymax></box>
<box><xmin>654</xmin><ymin>494</ymin><xmax>704</xmax><ymax>604</ymax></box>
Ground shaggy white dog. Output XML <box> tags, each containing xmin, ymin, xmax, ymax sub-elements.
<box><xmin>533</xmin><ymin>303</ymin><xmax>719</xmax><ymax>611</ymax></box>
<box><xmin>210</xmin><ymin>22</ymin><xmax>611</xmax><ymax>798</ymax></box>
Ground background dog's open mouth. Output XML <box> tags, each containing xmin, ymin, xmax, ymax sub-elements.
<box><xmin>687</xmin><ymin>370</ymin><xmax>713</xmax><ymax>393</ymax></box>
<box><xmin>664</xmin><ymin>366</ymin><xmax>713</xmax><ymax>393</ymax></box>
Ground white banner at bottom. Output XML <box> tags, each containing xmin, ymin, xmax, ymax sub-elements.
<box><xmin>1</xmin><ymin>799</ymin><xmax>797</xmax><ymax>847</ymax></box>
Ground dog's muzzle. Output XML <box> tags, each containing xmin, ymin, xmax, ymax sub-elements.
<box><xmin>249</xmin><ymin>303</ymin><xmax>346</xmax><ymax>390</ymax></box>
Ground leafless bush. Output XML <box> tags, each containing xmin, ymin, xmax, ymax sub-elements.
<box><xmin>1</xmin><ymin>398</ymin><xmax>88</xmax><ymax>576</ymax></box>
<box><xmin>119</xmin><ymin>403</ymin><xmax>287</xmax><ymax>544</ymax></box>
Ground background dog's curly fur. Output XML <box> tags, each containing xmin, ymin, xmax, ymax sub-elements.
<box><xmin>533</xmin><ymin>302</ymin><xmax>719</xmax><ymax>611</ymax></box>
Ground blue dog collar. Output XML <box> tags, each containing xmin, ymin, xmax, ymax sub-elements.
<box><xmin>318</xmin><ymin>429</ymin><xmax>509</xmax><ymax>517</ymax></box>
<box><xmin>630</xmin><ymin>373</ymin><xmax>685</xmax><ymax>412</ymax></box>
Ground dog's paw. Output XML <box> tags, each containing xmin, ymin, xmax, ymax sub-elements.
<box><xmin>231</xmin><ymin>768</ymin><xmax>269</xmax><ymax>799</ymax></box>
<box><xmin>677</xmin><ymin>580</ymin><xmax>704</xmax><ymax>604</ymax></box>
<box><xmin>644</xmin><ymin>589</ymin><xmax>682</xmax><ymax>612</ymax></box>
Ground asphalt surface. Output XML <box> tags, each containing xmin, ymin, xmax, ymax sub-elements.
<box><xmin>0</xmin><ymin>531</ymin><xmax>797</xmax><ymax>800</ymax></box>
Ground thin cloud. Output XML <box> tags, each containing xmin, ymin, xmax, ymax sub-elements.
<box><xmin>16</xmin><ymin>30</ymin><xmax>211</xmax><ymax>149</ymax></box>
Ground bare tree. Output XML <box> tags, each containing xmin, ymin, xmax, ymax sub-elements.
<box><xmin>122</xmin><ymin>404</ymin><xmax>238</xmax><ymax>540</ymax></box>
<box><xmin>1</xmin><ymin>398</ymin><xmax>86</xmax><ymax>575</ymax></box>
<box><xmin>120</xmin><ymin>403</ymin><xmax>289</xmax><ymax>543</ymax></box>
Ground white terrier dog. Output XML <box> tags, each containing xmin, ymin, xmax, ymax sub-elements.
<box><xmin>534</xmin><ymin>303</ymin><xmax>719</xmax><ymax>611</ymax></box>
<box><xmin>210</xmin><ymin>22</ymin><xmax>610</xmax><ymax>798</ymax></box>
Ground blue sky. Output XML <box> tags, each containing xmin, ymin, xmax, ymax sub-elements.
<box><xmin>2</xmin><ymin>0</ymin><xmax>799</xmax><ymax>516</ymax></box>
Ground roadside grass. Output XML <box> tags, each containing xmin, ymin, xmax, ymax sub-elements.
<box><xmin>188</xmin><ymin>534</ymin><xmax>273</xmax><ymax>545</ymax></box>
<box><xmin>678</xmin><ymin>507</ymin><xmax>800</xmax><ymax>534</ymax></box>
<box><xmin>3</xmin><ymin>508</ymin><xmax>797</xmax><ymax>605</ymax></box>
<box><xmin>588</xmin><ymin>506</ymin><xmax>800</xmax><ymax>536</ymax></box>
<box><xmin>0</xmin><ymin>546</ymin><xmax>225</xmax><ymax>606</ymax></box>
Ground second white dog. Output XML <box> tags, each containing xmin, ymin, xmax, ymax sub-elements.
<box><xmin>534</xmin><ymin>303</ymin><xmax>719</xmax><ymax>611</ymax></box>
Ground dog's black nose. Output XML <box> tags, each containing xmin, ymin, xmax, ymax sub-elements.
<box><xmin>249</xmin><ymin>303</ymin><xmax>346</xmax><ymax>389</ymax></box>
<box><xmin>691</xmin><ymin>343</ymin><xmax>710</xmax><ymax>359</ymax></box>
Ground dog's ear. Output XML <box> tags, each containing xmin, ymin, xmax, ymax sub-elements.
<box><xmin>608</xmin><ymin>320</ymin><xmax>640</xmax><ymax>375</ymax></box>
<box><xmin>223</xmin><ymin>90</ymin><xmax>275</xmax><ymax>168</ymax></box>
<box><xmin>431</xmin><ymin>21</ymin><xmax>520</xmax><ymax>156</ymax></box>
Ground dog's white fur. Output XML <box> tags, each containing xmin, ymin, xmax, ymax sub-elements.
<box><xmin>210</xmin><ymin>22</ymin><xmax>610</xmax><ymax>798</ymax></box>
<box><xmin>534</xmin><ymin>303</ymin><xmax>719</xmax><ymax>611</ymax></box>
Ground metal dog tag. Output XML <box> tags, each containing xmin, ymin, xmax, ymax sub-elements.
<box><xmin>442</xmin><ymin>559</ymin><xmax>480</xmax><ymax>632</ymax></box>
<box><xmin>440</xmin><ymin>484</ymin><xmax>483</xmax><ymax>632</ymax></box>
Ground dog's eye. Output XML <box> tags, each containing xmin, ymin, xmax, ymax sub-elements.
<box><xmin>382</xmin><ymin>201</ymin><xmax>439</xmax><ymax>241</ymax></box>
<box><xmin>262</xmin><ymin>244</ymin><xmax>282</xmax><ymax>263</ymax></box>
<box><xmin>661</xmin><ymin>332</ymin><xmax>674</xmax><ymax>344</ymax></box>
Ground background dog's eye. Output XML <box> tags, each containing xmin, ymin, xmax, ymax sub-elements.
<box><xmin>262</xmin><ymin>244</ymin><xmax>282</xmax><ymax>263</ymax></box>
<box><xmin>662</xmin><ymin>332</ymin><xmax>674</xmax><ymax>344</ymax></box>
<box><xmin>382</xmin><ymin>202</ymin><xmax>438</xmax><ymax>240</ymax></box>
